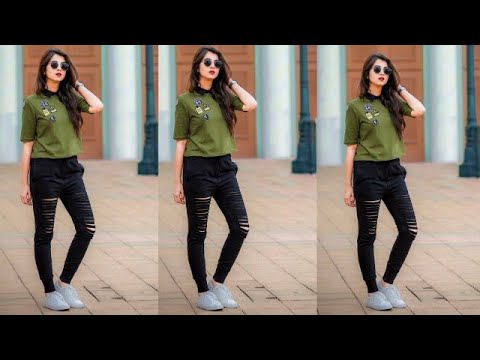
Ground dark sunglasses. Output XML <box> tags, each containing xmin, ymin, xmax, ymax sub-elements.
<box><xmin>50</xmin><ymin>61</ymin><xmax>70</xmax><ymax>71</ymax></box>
<box><xmin>372</xmin><ymin>65</ymin><xmax>392</xmax><ymax>76</ymax></box>
<box><xmin>203</xmin><ymin>58</ymin><xmax>223</xmax><ymax>69</ymax></box>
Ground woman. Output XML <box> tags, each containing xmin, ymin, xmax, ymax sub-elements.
<box><xmin>173</xmin><ymin>46</ymin><xmax>257</xmax><ymax>311</ymax></box>
<box><xmin>20</xmin><ymin>48</ymin><xmax>103</xmax><ymax>311</ymax></box>
<box><xmin>343</xmin><ymin>53</ymin><xmax>425</xmax><ymax>311</ymax></box>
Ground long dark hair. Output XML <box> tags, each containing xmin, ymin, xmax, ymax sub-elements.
<box><xmin>188</xmin><ymin>46</ymin><xmax>237</xmax><ymax>135</ymax></box>
<box><xmin>35</xmin><ymin>48</ymin><xmax>83</xmax><ymax>137</ymax></box>
<box><xmin>359</xmin><ymin>52</ymin><xmax>405</xmax><ymax>139</ymax></box>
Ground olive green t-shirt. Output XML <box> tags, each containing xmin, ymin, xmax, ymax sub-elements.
<box><xmin>21</xmin><ymin>91</ymin><xmax>91</xmax><ymax>159</ymax></box>
<box><xmin>343</xmin><ymin>96</ymin><xmax>413</xmax><ymax>161</ymax></box>
<box><xmin>173</xmin><ymin>89</ymin><xmax>244</xmax><ymax>157</ymax></box>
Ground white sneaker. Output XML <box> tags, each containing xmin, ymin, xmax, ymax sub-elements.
<box><xmin>377</xmin><ymin>281</ymin><xmax>407</xmax><ymax>308</ymax></box>
<box><xmin>43</xmin><ymin>291</ymin><xmax>70</xmax><ymax>311</ymax></box>
<box><xmin>196</xmin><ymin>291</ymin><xmax>224</xmax><ymax>311</ymax></box>
<box><xmin>54</xmin><ymin>281</ymin><xmax>85</xmax><ymax>309</ymax></box>
<box><xmin>366</xmin><ymin>291</ymin><xmax>393</xmax><ymax>311</ymax></box>
<box><xmin>208</xmin><ymin>280</ymin><xmax>238</xmax><ymax>308</ymax></box>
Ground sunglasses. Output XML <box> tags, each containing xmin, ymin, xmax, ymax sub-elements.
<box><xmin>203</xmin><ymin>58</ymin><xmax>223</xmax><ymax>69</ymax></box>
<box><xmin>50</xmin><ymin>61</ymin><xmax>70</xmax><ymax>71</ymax></box>
<box><xmin>372</xmin><ymin>65</ymin><xmax>392</xmax><ymax>76</ymax></box>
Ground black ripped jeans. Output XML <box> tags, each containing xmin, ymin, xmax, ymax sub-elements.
<box><xmin>353</xmin><ymin>159</ymin><xmax>418</xmax><ymax>293</ymax></box>
<box><xmin>30</xmin><ymin>156</ymin><xmax>95</xmax><ymax>293</ymax></box>
<box><xmin>183</xmin><ymin>154</ymin><xmax>249</xmax><ymax>293</ymax></box>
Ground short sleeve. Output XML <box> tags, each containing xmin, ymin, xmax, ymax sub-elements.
<box><xmin>76</xmin><ymin>94</ymin><xmax>91</xmax><ymax>113</ymax></box>
<box><xmin>230</xmin><ymin>93</ymin><xmax>244</xmax><ymax>111</ymax></box>
<box><xmin>400</xmin><ymin>101</ymin><xmax>413</xmax><ymax>117</ymax></box>
<box><xmin>20</xmin><ymin>99</ymin><xmax>37</xmax><ymax>142</ymax></box>
<box><xmin>343</xmin><ymin>102</ymin><xmax>360</xmax><ymax>145</ymax></box>
<box><xmin>173</xmin><ymin>97</ymin><xmax>189</xmax><ymax>140</ymax></box>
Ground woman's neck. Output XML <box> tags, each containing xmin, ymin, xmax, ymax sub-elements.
<box><xmin>198</xmin><ymin>78</ymin><xmax>213</xmax><ymax>91</ymax></box>
<box><xmin>45</xmin><ymin>80</ymin><xmax>59</xmax><ymax>93</ymax></box>
<box><xmin>368</xmin><ymin>84</ymin><xmax>382</xmax><ymax>96</ymax></box>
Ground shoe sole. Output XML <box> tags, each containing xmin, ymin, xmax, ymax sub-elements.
<box><xmin>196</xmin><ymin>305</ymin><xmax>224</xmax><ymax>311</ymax></box>
<box><xmin>42</xmin><ymin>305</ymin><xmax>70</xmax><ymax>311</ymax></box>
<box><xmin>366</xmin><ymin>305</ymin><xmax>392</xmax><ymax>311</ymax></box>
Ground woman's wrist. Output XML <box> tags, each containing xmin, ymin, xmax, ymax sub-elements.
<box><xmin>397</xmin><ymin>84</ymin><xmax>406</xmax><ymax>94</ymax></box>
<box><xmin>75</xmin><ymin>81</ymin><xmax>85</xmax><ymax>91</ymax></box>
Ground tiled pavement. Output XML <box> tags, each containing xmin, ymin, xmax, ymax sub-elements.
<box><xmin>159</xmin><ymin>159</ymin><xmax>317</xmax><ymax>315</ymax></box>
<box><xmin>5</xmin><ymin>159</ymin><xmax>479</xmax><ymax>316</ymax></box>
<box><xmin>319</xmin><ymin>163</ymin><xmax>480</xmax><ymax>315</ymax></box>
<box><xmin>0</xmin><ymin>161</ymin><xmax>158</xmax><ymax>315</ymax></box>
